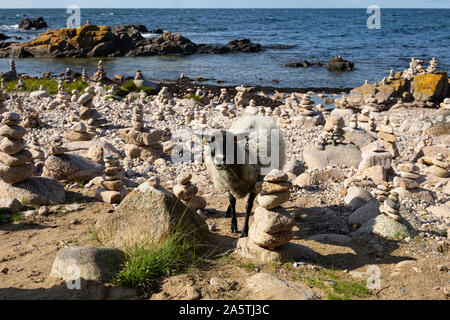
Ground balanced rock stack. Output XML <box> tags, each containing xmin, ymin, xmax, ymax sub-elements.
<box><xmin>90</xmin><ymin>60</ymin><xmax>109</xmax><ymax>83</ymax></box>
<box><xmin>95</xmin><ymin>154</ymin><xmax>126</xmax><ymax>204</ymax></box>
<box><xmin>428</xmin><ymin>153</ymin><xmax>449</xmax><ymax>178</ymax></box>
<box><xmin>119</xmin><ymin>122</ymin><xmax>164</xmax><ymax>162</ymax></box>
<box><xmin>15</xmin><ymin>77</ymin><xmax>26</xmax><ymax>90</ymax></box>
<box><xmin>379</xmin><ymin>190</ymin><xmax>401</xmax><ymax>221</ymax></box>
<box><xmin>0</xmin><ymin>89</ymin><xmax>7</xmax><ymax>113</ymax></box>
<box><xmin>0</xmin><ymin>112</ymin><xmax>35</xmax><ymax>184</ymax></box>
<box><xmin>29</xmin><ymin>138</ymin><xmax>45</xmax><ymax>169</ymax></box>
<box><xmin>243</xmin><ymin>100</ymin><xmax>259</xmax><ymax>116</ymax></box>
<box><xmin>64</xmin><ymin>122</ymin><xmax>93</xmax><ymax>142</ymax></box>
<box><xmin>375</xmin><ymin>182</ymin><xmax>390</xmax><ymax>202</ymax></box>
<box><xmin>393</xmin><ymin>162</ymin><xmax>420</xmax><ymax>190</ymax></box>
<box><xmin>1</xmin><ymin>79</ymin><xmax>6</xmax><ymax>89</ymax></box>
<box><xmin>440</xmin><ymin>98</ymin><xmax>450</xmax><ymax>110</ymax></box>
<box><xmin>217</xmin><ymin>88</ymin><xmax>230</xmax><ymax>103</ymax></box>
<box><xmin>237</xmin><ymin>170</ymin><xmax>299</xmax><ymax>263</ymax></box>
<box><xmin>364</xmin><ymin>95</ymin><xmax>380</xmax><ymax>114</ymax></box>
<box><xmin>357</xmin><ymin>109</ymin><xmax>370</xmax><ymax>130</ymax></box>
<box><xmin>377</xmin><ymin>117</ymin><xmax>399</xmax><ymax>158</ymax></box>
<box><xmin>234</xmin><ymin>86</ymin><xmax>250</xmax><ymax>108</ymax></box>
<box><xmin>173</xmin><ymin>173</ymin><xmax>206</xmax><ymax>211</ymax></box>
<box><xmin>81</xmin><ymin>68</ymin><xmax>88</xmax><ymax>83</ymax></box>
<box><xmin>292</xmin><ymin>94</ymin><xmax>324</xmax><ymax>127</ymax></box>
<box><xmin>427</xmin><ymin>57</ymin><xmax>437</xmax><ymax>74</ymax></box>
<box><xmin>78</xmin><ymin>87</ymin><xmax>103</xmax><ymax>126</ymax></box>
<box><xmin>155</xmin><ymin>87</ymin><xmax>173</xmax><ymax>105</ymax></box>
<box><xmin>132</xmin><ymin>104</ymin><xmax>144</xmax><ymax>131</ymax></box>
<box><xmin>349</xmin><ymin>114</ymin><xmax>358</xmax><ymax>129</ymax></box>
<box><xmin>2</xmin><ymin>58</ymin><xmax>17</xmax><ymax>81</ymax></box>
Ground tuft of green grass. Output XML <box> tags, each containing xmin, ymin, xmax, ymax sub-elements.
<box><xmin>112</xmin><ymin>230</ymin><xmax>209</xmax><ymax>296</ymax></box>
<box><xmin>1</xmin><ymin>77</ymin><xmax>88</xmax><ymax>95</ymax></box>
<box><xmin>183</xmin><ymin>93</ymin><xmax>202</xmax><ymax>102</ymax></box>
<box><xmin>11</xmin><ymin>212</ymin><xmax>25</xmax><ymax>222</ymax></box>
<box><xmin>114</xmin><ymin>80</ymin><xmax>157</xmax><ymax>98</ymax></box>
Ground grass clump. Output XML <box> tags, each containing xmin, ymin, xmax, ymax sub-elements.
<box><xmin>183</xmin><ymin>93</ymin><xmax>202</xmax><ymax>102</ymax></box>
<box><xmin>112</xmin><ymin>230</ymin><xmax>209</xmax><ymax>295</ymax></box>
<box><xmin>0</xmin><ymin>77</ymin><xmax>88</xmax><ymax>95</ymax></box>
<box><xmin>114</xmin><ymin>80</ymin><xmax>157</xmax><ymax>98</ymax></box>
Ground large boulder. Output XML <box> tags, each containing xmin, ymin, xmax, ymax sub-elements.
<box><xmin>353</xmin><ymin>214</ymin><xmax>416</xmax><ymax>240</ymax></box>
<box><xmin>95</xmin><ymin>181</ymin><xmax>209</xmax><ymax>249</ymax></box>
<box><xmin>42</xmin><ymin>154</ymin><xmax>105</xmax><ymax>182</ymax></box>
<box><xmin>303</xmin><ymin>142</ymin><xmax>361</xmax><ymax>170</ymax></box>
<box><xmin>245</xmin><ymin>273</ymin><xmax>320</xmax><ymax>300</ymax></box>
<box><xmin>50</xmin><ymin>246</ymin><xmax>125</xmax><ymax>282</ymax></box>
<box><xmin>348</xmin><ymin>199</ymin><xmax>380</xmax><ymax>225</ymax></box>
<box><xmin>411</xmin><ymin>72</ymin><xmax>448</xmax><ymax>102</ymax></box>
<box><xmin>349</xmin><ymin>79</ymin><xmax>407</xmax><ymax>105</ymax></box>
<box><xmin>62</xmin><ymin>141</ymin><xmax>121</xmax><ymax>164</ymax></box>
<box><xmin>326</xmin><ymin>56</ymin><xmax>354</xmax><ymax>71</ymax></box>
<box><xmin>0</xmin><ymin>177</ymin><xmax>65</xmax><ymax>205</ymax></box>
<box><xmin>344</xmin><ymin>186</ymin><xmax>373</xmax><ymax>211</ymax></box>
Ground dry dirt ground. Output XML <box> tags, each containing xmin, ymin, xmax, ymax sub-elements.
<box><xmin>0</xmin><ymin>185</ymin><xmax>448</xmax><ymax>300</ymax></box>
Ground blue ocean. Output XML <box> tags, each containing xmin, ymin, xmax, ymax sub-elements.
<box><xmin>0</xmin><ymin>8</ymin><xmax>449</xmax><ymax>88</ymax></box>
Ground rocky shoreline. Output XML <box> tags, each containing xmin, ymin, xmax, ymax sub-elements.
<box><xmin>0</xmin><ymin>24</ymin><xmax>262</xmax><ymax>58</ymax></box>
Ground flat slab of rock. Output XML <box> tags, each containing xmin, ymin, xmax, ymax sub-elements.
<box><xmin>0</xmin><ymin>177</ymin><xmax>65</xmax><ymax>205</ymax></box>
<box><xmin>42</xmin><ymin>154</ymin><xmax>105</xmax><ymax>182</ymax></box>
<box><xmin>348</xmin><ymin>199</ymin><xmax>380</xmax><ymax>225</ymax></box>
<box><xmin>303</xmin><ymin>142</ymin><xmax>361</xmax><ymax>170</ymax></box>
<box><xmin>353</xmin><ymin>214</ymin><xmax>416</xmax><ymax>240</ymax></box>
<box><xmin>236</xmin><ymin>237</ymin><xmax>318</xmax><ymax>263</ymax></box>
<box><xmin>95</xmin><ymin>182</ymin><xmax>208</xmax><ymax>249</ymax></box>
<box><xmin>344</xmin><ymin>128</ymin><xmax>376</xmax><ymax>148</ymax></box>
<box><xmin>62</xmin><ymin>141</ymin><xmax>121</xmax><ymax>164</ymax></box>
<box><xmin>426</xmin><ymin>204</ymin><xmax>450</xmax><ymax>219</ymax></box>
<box><xmin>245</xmin><ymin>273</ymin><xmax>320</xmax><ymax>300</ymax></box>
<box><xmin>50</xmin><ymin>246</ymin><xmax>125</xmax><ymax>283</ymax></box>
<box><xmin>394</xmin><ymin>187</ymin><xmax>437</xmax><ymax>203</ymax></box>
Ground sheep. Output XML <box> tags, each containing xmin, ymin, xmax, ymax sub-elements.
<box><xmin>199</xmin><ymin>115</ymin><xmax>286</xmax><ymax>237</ymax></box>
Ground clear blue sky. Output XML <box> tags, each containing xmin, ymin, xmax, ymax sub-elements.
<box><xmin>0</xmin><ymin>0</ymin><xmax>449</xmax><ymax>8</ymax></box>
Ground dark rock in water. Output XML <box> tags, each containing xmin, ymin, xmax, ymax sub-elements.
<box><xmin>1</xmin><ymin>24</ymin><xmax>262</xmax><ymax>58</ymax></box>
<box><xmin>327</xmin><ymin>55</ymin><xmax>355</xmax><ymax>71</ymax></box>
<box><xmin>149</xmin><ymin>28</ymin><xmax>164</xmax><ymax>34</ymax></box>
<box><xmin>265</xmin><ymin>45</ymin><xmax>295</xmax><ymax>50</ymax></box>
<box><xmin>0</xmin><ymin>33</ymin><xmax>10</xmax><ymax>41</ymax></box>
<box><xmin>284</xmin><ymin>60</ymin><xmax>323</xmax><ymax>68</ymax></box>
<box><xmin>18</xmin><ymin>17</ymin><xmax>47</xmax><ymax>30</ymax></box>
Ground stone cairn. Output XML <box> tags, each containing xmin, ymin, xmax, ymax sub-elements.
<box><xmin>375</xmin><ymin>182</ymin><xmax>390</xmax><ymax>202</ymax></box>
<box><xmin>349</xmin><ymin>114</ymin><xmax>358</xmax><ymax>129</ymax></box>
<box><xmin>82</xmin><ymin>68</ymin><xmax>88</xmax><ymax>83</ymax></box>
<box><xmin>402</xmin><ymin>57</ymin><xmax>425</xmax><ymax>80</ymax></box>
<box><xmin>379</xmin><ymin>190</ymin><xmax>401</xmax><ymax>221</ymax></box>
<box><xmin>237</xmin><ymin>170</ymin><xmax>295</xmax><ymax>262</ymax></box>
<box><xmin>48</xmin><ymin>137</ymin><xmax>68</xmax><ymax>156</ymax></box>
<box><xmin>23</xmin><ymin>111</ymin><xmax>42</xmax><ymax>129</ymax></box>
<box><xmin>95</xmin><ymin>154</ymin><xmax>126</xmax><ymax>204</ymax></box>
<box><xmin>0</xmin><ymin>112</ymin><xmax>35</xmax><ymax>184</ymax></box>
<box><xmin>29</xmin><ymin>138</ymin><xmax>45</xmax><ymax>169</ymax></box>
<box><xmin>358</xmin><ymin>142</ymin><xmax>392</xmax><ymax>184</ymax></box>
<box><xmin>64</xmin><ymin>122</ymin><xmax>93</xmax><ymax>142</ymax></box>
<box><xmin>377</xmin><ymin>117</ymin><xmax>399</xmax><ymax>158</ymax></box>
<box><xmin>243</xmin><ymin>100</ymin><xmax>259</xmax><ymax>116</ymax></box>
<box><xmin>90</xmin><ymin>60</ymin><xmax>108</xmax><ymax>83</ymax></box>
<box><xmin>234</xmin><ymin>86</ymin><xmax>250</xmax><ymax>108</ymax></box>
<box><xmin>217</xmin><ymin>88</ymin><xmax>230</xmax><ymax>103</ymax></box>
<box><xmin>0</xmin><ymin>89</ymin><xmax>7</xmax><ymax>114</ymax></box>
<box><xmin>1</xmin><ymin>79</ymin><xmax>6</xmax><ymax>89</ymax></box>
<box><xmin>297</xmin><ymin>94</ymin><xmax>321</xmax><ymax>119</ymax></box>
<box><xmin>428</xmin><ymin>153</ymin><xmax>449</xmax><ymax>178</ymax></box>
<box><xmin>155</xmin><ymin>86</ymin><xmax>174</xmax><ymax>106</ymax></box>
<box><xmin>426</xmin><ymin>57</ymin><xmax>437</xmax><ymax>74</ymax></box>
<box><xmin>173</xmin><ymin>173</ymin><xmax>206</xmax><ymax>211</ymax></box>
<box><xmin>119</xmin><ymin>107</ymin><xmax>164</xmax><ymax>162</ymax></box>
<box><xmin>15</xmin><ymin>76</ymin><xmax>26</xmax><ymax>90</ymax></box>
<box><xmin>357</xmin><ymin>109</ymin><xmax>370</xmax><ymax>131</ymax></box>
<box><xmin>440</xmin><ymin>98</ymin><xmax>450</xmax><ymax>110</ymax></box>
<box><xmin>77</xmin><ymin>87</ymin><xmax>103</xmax><ymax>126</ymax></box>
<box><xmin>394</xmin><ymin>162</ymin><xmax>420</xmax><ymax>190</ymax></box>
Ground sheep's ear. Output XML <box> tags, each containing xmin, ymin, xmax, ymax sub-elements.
<box><xmin>194</xmin><ymin>133</ymin><xmax>214</xmax><ymax>144</ymax></box>
<box><xmin>234</xmin><ymin>131</ymin><xmax>250</xmax><ymax>141</ymax></box>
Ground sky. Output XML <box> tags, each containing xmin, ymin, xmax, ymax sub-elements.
<box><xmin>0</xmin><ymin>0</ymin><xmax>448</xmax><ymax>8</ymax></box>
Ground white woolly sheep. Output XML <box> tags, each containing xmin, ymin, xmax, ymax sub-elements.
<box><xmin>200</xmin><ymin>115</ymin><xmax>286</xmax><ymax>237</ymax></box>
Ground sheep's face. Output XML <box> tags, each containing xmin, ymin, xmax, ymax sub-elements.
<box><xmin>199</xmin><ymin>130</ymin><xmax>248</xmax><ymax>170</ymax></box>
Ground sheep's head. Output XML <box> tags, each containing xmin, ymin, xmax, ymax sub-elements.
<box><xmin>197</xmin><ymin>130</ymin><xmax>249</xmax><ymax>170</ymax></box>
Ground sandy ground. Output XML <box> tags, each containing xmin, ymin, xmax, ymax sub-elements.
<box><xmin>0</xmin><ymin>186</ymin><xmax>448</xmax><ymax>300</ymax></box>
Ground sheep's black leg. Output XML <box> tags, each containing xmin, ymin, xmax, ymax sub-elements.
<box><xmin>225</xmin><ymin>204</ymin><xmax>231</xmax><ymax>218</ymax></box>
<box><xmin>229</xmin><ymin>193</ymin><xmax>238</xmax><ymax>233</ymax></box>
<box><xmin>240</xmin><ymin>192</ymin><xmax>256</xmax><ymax>238</ymax></box>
